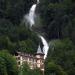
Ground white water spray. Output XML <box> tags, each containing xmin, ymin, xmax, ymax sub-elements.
<box><xmin>25</xmin><ymin>0</ymin><xmax>40</xmax><ymax>27</ymax></box>
<box><xmin>37</xmin><ymin>0</ymin><xmax>40</xmax><ymax>4</ymax></box>
<box><xmin>39</xmin><ymin>36</ymin><xmax>49</xmax><ymax>59</ymax></box>
<box><xmin>25</xmin><ymin>4</ymin><xmax>37</xmax><ymax>27</ymax></box>
<box><xmin>24</xmin><ymin>0</ymin><xmax>49</xmax><ymax>59</ymax></box>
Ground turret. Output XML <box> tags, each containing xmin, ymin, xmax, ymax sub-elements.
<box><xmin>36</xmin><ymin>45</ymin><xmax>44</xmax><ymax>71</ymax></box>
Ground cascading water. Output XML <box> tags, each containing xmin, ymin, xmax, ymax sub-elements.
<box><xmin>25</xmin><ymin>4</ymin><xmax>36</xmax><ymax>27</ymax></box>
<box><xmin>39</xmin><ymin>35</ymin><xmax>49</xmax><ymax>59</ymax></box>
<box><xmin>37</xmin><ymin>0</ymin><xmax>40</xmax><ymax>4</ymax></box>
<box><xmin>24</xmin><ymin>0</ymin><xmax>49</xmax><ymax>59</ymax></box>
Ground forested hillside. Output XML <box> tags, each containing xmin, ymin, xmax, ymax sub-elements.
<box><xmin>0</xmin><ymin>0</ymin><xmax>41</xmax><ymax>54</ymax></box>
<box><xmin>39</xmin><ymin>0</ymin><xmax>75</xmax><ymax>40</ymax></box>
<box><xmin>0</xmin><ymin>0</ymin><xmax>75</xmax><ymax>75</ymax></box>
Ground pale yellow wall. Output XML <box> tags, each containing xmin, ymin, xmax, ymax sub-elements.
<box><xmin>16</xmin><ymin>53</ymin><xmax>44</xmax><ymax>71</ymax></box>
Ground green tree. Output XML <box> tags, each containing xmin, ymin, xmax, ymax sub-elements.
<box><xmin>47</xmin><ymin>39</ymin><xmax>75</xmax><ymax>75</ymax></box>
<box><xmin>45</xmin><ymin>62</ymin><xmax>67</xmax><ymax>75</ymax></box>
<box><xmin>39</xmin><ymin>0</ymin><xmax>75</xmax><ymax>40</ymax></box>
<box><xmin>31</xmin><ymin>69</ymin><xmax>42</xmax><ymax>75</ymax></box>
<box><xmin>0</xmin><ymin>50</ymin><xmax>18</xmax><ymax>75</ymax></box>
<box><xmin>0</xmin><ymin>57</ymin><xmax>8</xmax><ymax>75</ymax></box>
<box><xmin>19</xmin><ymin>63</ymin><xmax>42</xmax><ymax>75</ymax></box>
<box><xmin>19</xmin><ymin>63</ymin><xmax>31</xmax><ymax>75</ymax></box>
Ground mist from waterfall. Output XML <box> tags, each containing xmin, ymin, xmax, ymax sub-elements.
<box><xmin>25</xmin><ymin>4</ymin><xmax>36</xmax><ymax>27</ymax></box>
<box><xmin>39</xmin><ymin>36</ymin><xmax>49</xmax><ymax>59</ymax></box>
<box><xmin>37</xmin><ymin>0</ymin><xmax>40</xmax><ymax>4</ymax></box>
<box><xmin>24</xmin><ymin>0</ymin><xmax>49</xmax><ymax>59</ymax></box>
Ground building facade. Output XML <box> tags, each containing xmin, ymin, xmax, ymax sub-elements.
<box><xmin>15</xmin><ymin>45</ymin><xmax>44</xmax><ymax>71</ymax></box>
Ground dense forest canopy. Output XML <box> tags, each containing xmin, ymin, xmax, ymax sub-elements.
<box><xmin>0</xmin><ymin>0</ymin><xmax>75</xmax><ymax>41</ymax></box>
<box><xmin>0</xmin><ymin>0</ymin><xmax>75</xmax><ymax>75</ymax></box>
<box><xmin>39</xmin><ymin>0</ymin><xmax>75</xmax><ymax>40</ymax></box>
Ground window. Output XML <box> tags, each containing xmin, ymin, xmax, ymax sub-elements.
<box><xmin>18</xmin><ymin>61</ymin><xmax>20</xmax><ymax>65</ymax></box>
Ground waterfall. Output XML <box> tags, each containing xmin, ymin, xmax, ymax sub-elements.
<box><xmin>24</xmin><ymin>0</ymin><xmax>49</xmax><ymax>59</ymax></box>
<box><xmin>25</xmin><ymin>4</ymin><xmax>37</xmax><ymax>27</ymax></box>
<box><xmin>37</xmin><ymin>0</ymin><xmax>40</xmax><ymax>4</ymax></box>
<box><xmin>39</xmin><ymin>36</ymin><xmax>49</xmax><ymax>59</ymax></box>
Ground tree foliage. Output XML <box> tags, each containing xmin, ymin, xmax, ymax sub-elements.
<box><xmin>0</xmin><ymin>0</ymin><xmax>75</xmax><ymax>75</ymax></box>
<box><xmin>38</xmin><ymin>0</ymin><xmax>75</xmax><ymax>40</ymax></box>
<box><xmin>45</xmin><ymin>62</ymin><xmax>67</xmax><ymax>75</ymax></box>
<box><xmin>46</xmin><ymin>39</ymin><xmax>75</xmax><ymax>75</ymax></box>
<box><xmin>0</xmin><ymin>50</ymin><xmax>18</xmax><ymax>75</ymax></box>
<box><xmin>19</xmin><ymin>63</ymin><xmax>42</xmax><ymax>75</ymax></box>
